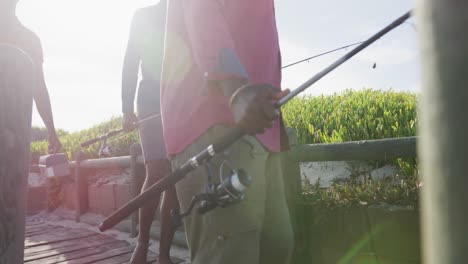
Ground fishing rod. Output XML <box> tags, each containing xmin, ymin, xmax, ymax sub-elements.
<box><xmin>80</xmin><ymin>113</ymin><xmax>161</xmax><ymax>148</ymax></box>
<box><xmin>98</xmin><ymin>10</ymin><xmax>412</xmax><ymax>232</ymax></box>
<box><xmin>281</xmin><ymin>41</ymin><xmax>365</xmax><ymax>69</ymax></box>
<box><xmin>281</xmin><ymin>19</ymin><xmax>416</xmax><ymax>70</ymax></box>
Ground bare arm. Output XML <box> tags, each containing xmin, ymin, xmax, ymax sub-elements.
<box><xmin>122</xmin><ymin>12</ymin><xmax>142</xmax><ymax>114</ymax></box>
<box><xmin>33</xmin><ymin>63</ymin><xmax>62</xmax><ymax>152</ymax></box>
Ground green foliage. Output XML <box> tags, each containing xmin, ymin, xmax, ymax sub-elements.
<box><xmin>282</xmin><ymin>89</ymin><xmax>419</xmax><ymax>207</ymax></box>
<box><xmin>30</xmin><ymin>117</ymin><xmax>139</xmax><ymax>160</ymax></box>
<box><xmin>282</xmin><ymin>89</ymin><xmax>417</xmax><ymax>144</ymax></box>
<box><xmin>31</xmin><ymin>126</ymin><xmax>68</xmax><ymax>142</ymax></box>
<box><xmin>302</xmin><ymin>170</ymin><xmax>421</xmax><ymax>208</ymax></box>
<box><xmin>31</xmin><ymin>126</ymin><xmax>48</xmax><ymax>141</ymax></box>
<box><xmin>32</xmin><ymin>89</ymin><xmax>418</xmax><ymax>175</ymax></box>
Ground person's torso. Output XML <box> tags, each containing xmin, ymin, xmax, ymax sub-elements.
<box><xmin>161</xmin><ymin>0</ymin><xmax>282</xmax><ymax>154</ymax></box>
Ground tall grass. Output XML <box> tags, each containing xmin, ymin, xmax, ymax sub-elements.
<box><xmin>32</xmin><ymin>89</ymin><xmax>418</xmax><ymax>161</ymax></box>
<box><xmin>282</xmin><ymin>89</ymin><xmax>417</xmax><ymax>144</ymax></box>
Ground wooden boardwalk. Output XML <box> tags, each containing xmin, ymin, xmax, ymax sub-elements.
<box><xmin>24</xmin><ymin>218</ymin><xmax>185</xmax><ymax>264</ymax></box>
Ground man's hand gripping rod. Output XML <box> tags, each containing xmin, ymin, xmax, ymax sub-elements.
<box><xmin>98</xmin><ymin>10</ymin><xmax>412</xmax><ymax>232</ymax></box>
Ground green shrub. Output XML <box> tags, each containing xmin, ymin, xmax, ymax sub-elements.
<box><xmin>32</xmin><ymin>89</ymin><xmax>418</xmax><ymax>175</ymax></box>
<box><xmin>31</xmin><ymin>126</ymin><xmax>69</xmax><ymax>142</ymax></box>
<box><xmin>282</xmin><ymin>89</ymin><xmax>417</xmax><ymax>144</ymax></box>
<box><xmin>31</xmin><ymin>116</ymin><xmax>139</xmax><ymax>160</ymax></box>
<box><xmin>282</xmin><ymin>89</ymin><xmax>419</xmax><ymax>207</ymax></box>
<box><xmin>302</xmin><ymin>169</ymin><xmax>421</xmax><ymax>208</ymax></box>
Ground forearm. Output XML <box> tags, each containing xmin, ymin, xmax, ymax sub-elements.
<box><xmin>34</xmin><ymin>80</ymin><xmax>56</xmax><ymax>134</ymax></box>
<box><xmin>121</xmin><ymin>39</ymin><xmax>139</xmax><ymax>114</ymax></box>
<box><xmin>121</xmin><ymin>15</ymin><xmax>141</xmax><ymax>114</ymax></box>
<box><xmin>121</xmin><ymin>35</ymin><xmax>140</xmax><ymax>114</ymax></box>
<box><xmin>121</xmin><ymin>67</ymin><xmax>139</xmax><ymax>114</ymax></box>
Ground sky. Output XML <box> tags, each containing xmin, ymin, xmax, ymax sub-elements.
<box><xmin>17</xmin><ymin>0</ymin><xmax>418</xmax><ymax>132</ymax></box>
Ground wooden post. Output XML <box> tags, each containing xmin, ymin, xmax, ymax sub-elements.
<box><xmin>74</xmin><ymin>151</ymin><xmax>88</xmax><ymax>222</ymax></box>
<box><xmin>289</xmin><ymin>137</ymin><xmax>417</xmax><ymax>162</ymax></box>
<box><xmin>417</xmin><ymin>1</ymin><xmax>468</xmax><ymax>263</ymax></box>
<box><xmin>130</xmin><ymin>143</ymin><xmax>144</xmax><ymax>237</ymax></box>
<box><xmin>283</xmin><ymin>128</ymin><xmax>301</xmax><ymax>224</ymax></box>
<box><xmin>0</xmin><ymin>45</ymin><xmax>35</xmax><ymax>263</ymax></box>
<box><xmin>282</xmin><ymin>128</ymin><xmax>303</xmax><ymax>263</ymax></box>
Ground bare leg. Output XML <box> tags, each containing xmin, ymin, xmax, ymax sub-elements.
<box><xmin>158</xmin><ymin>185</ymin><xmax>180</xmax><ymax>264</ymax></box>
<box><xmin>130</xmin><ymin>159</ymin><xmax>171</xmax><ymax>264</ymax></box>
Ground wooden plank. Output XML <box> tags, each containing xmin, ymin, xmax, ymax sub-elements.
<box><xmin>64</xmin><ymin>245</ymin><xmax>134</xmax><ymax>264</ymax></box>
<box><xmin>25</xmin><ymin>223</ymin><xmax>54</xmax><ymax>232</ymax></box>
<box><xmin>25</xmin><ymin>227</ymin><xmax>63</xmax><ymax>238</ymax></box>
<box><xmin>24</xmin><ymin>234</ymin><xmax>113</xmax><ymax>255</ymax></box>
<box><xmin>25</xmin><ymin>226</ymin><xmax>82</xmax><ymax>240</ymax></box>
<box><xmin>91</xmin><ymin>252</ymin><xmax>133</xmax><ymax>264</ymax></box>
<box><xmin>25</xmin><ymin>226</ymin><xmax>64</xmax><ymax>238</ymax></box>
<box><xmin>24</xmin><ymin>229</ymin><xmax>97</xmax><ymax>247</ymax></box>
<box><xmin>27</xmin><ymin>240</ymin><xmax>129</xmax><ymax>264</ymax></box>
<box><xmin>101</xmin><ymin>252</ymin><xmax>186</xmax><ymax>264</ymax></box>
<box><xmin>24</xmin><ymin>235</ymin><xmax>117</xmax><ymax>261</ymax></box>
<box><xmin>25</xmin><ymin>226</ymin><xmax>68</xmax><ymax>238</ymax></box>
<box><xmin>0</xmin><ymin>44</ymin><xmax>35</xmax><ymax>264</ymax></box>
<box><xmin>25</xmin><ymin>220</ymin><xmax>46</xmax><ymax>227</ymax></box>
<box><xmin>52</xmin><ymin>242</ymin><xmax>132</xmax><ymax>264</ymax></box>
<box><xmin>22</xmin><ymin>219</ymin><xmax>188</xmax><ymax>264</ymax></box>
<box><xmin>25</xmin><ymin>224</ymin><xmax>57</xmax><ymax>234</ymax></box>
<box><xmin>93</xmin><ymin>252</ymin><xmax>186</xmax><ymax>264</ymax></box>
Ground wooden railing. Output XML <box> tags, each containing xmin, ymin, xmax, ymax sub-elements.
<box><xmin>289</xmin><ymin>136</ymin><xmax>416</xmax><ymax>162</ymax></box>
<box><xmin>43</xmin><ymin>132</ymin><xmax>418</xmax><ymax>252</ymax></box>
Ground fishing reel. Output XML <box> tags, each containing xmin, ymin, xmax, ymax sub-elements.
<box><xmin>98</xmin><ymin>137</ymin><xmax>119</xmax><ymax>158</ymax></box>
<box><xmin>80</xmin><ymin>114</ymin><xmax>161</xmax><ymax>157</ymax></box>
<box><xmin>171</xmin><ymin>161</ymin><xmax>252</xmax><ymax>225</ymax></box>
<box><xmin>80</xmin><ymin>129</ymin><xmax>123</xmax><ymax>157</ymax></box>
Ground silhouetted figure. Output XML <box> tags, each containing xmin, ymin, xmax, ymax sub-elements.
<box><xmin>121</xmin><ymin>1</ymin><xmax>179</xmax><ymax>264</ymax></box>
<box><xmin>0</xmin><ymin>0</ymin><xmax>62</xmax><ymax>153</ymax></box>
<box><xmin>0</xmin><ymin>43</ymin><xmax>35</xmax><ymax>264</ymax></box>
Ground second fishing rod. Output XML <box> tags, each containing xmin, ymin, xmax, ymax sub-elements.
<box><xmin>99</xmin><ymin>10</ymin><xmax>412</xmax><ymax>232</ymax></box>
<box><xmin>80</xmin><ymin>113</ymin><xmax>161</xmax><ymax>148</ymax></box>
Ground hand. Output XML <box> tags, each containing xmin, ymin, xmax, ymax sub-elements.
<box><xmin>122</xmin><ymin>112</ymin><xmax>138</xmax><ymax>132</ymax></box>
<box><xmin>48</xmin><ymin>132</ymin><xmax>62</xmax><ymax>154</ymax></box>
<box><xmin>228</xmin><ymin>83</ymin><xmax>290</xmax><ymax>135</ymax></box>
